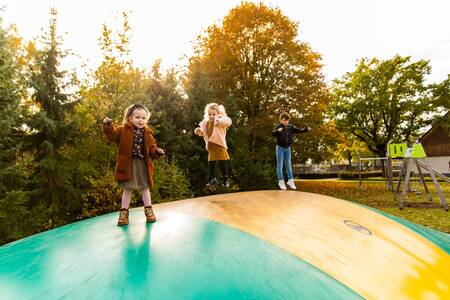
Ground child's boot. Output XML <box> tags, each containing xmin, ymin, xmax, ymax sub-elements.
<box><xmin>206</xmin><ymin>178</ymin><xmax>218</xmax><ymax>188</ymax></box>
<box><xmin>144</xmin><ymin>205</ymin><xmax>156</xmax><ymax>223</ymax></box>
<box><xmin>221</xmin><ymin>176</ymin><xmax>230</xmax><ymax>188</ymax></box>
<box><xmin>278</xmin><ymin>180</ymin><xmax>287</xmax><ymax>190</ymax></box>
<box><xmin>117</xmin><ymin>208</ymin><xmax>129</xmax><ymax>226</ymax></box>
<box><xmin>287</xmin><ymin>179</ymin><xmax>297</xmax><ymax>190</ymax></box>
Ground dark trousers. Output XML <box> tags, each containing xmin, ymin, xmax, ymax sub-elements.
<box><xmin>209</xmin><ymin>160</ymin><xmax>229</xmax><ymax>180</ymax></box>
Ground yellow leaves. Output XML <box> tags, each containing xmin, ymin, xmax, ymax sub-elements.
<box><xmin>80</xmin><ymin>11</ymin><xmax>148</xmax><ymax>126</ymax></box>
<box><xmin>185</xmin><ymin>2</ymin><xmax>332</xmax><ymax>160</ymax></box>
<box><xmin>98</xmin><ymin>12</ymin><xmax>132</xmax><ymax>65</ymax></box>
<box><xmin>5</xmin><ymin>25</ymin><xmax>37</xmax><ymax>71</ymax></box>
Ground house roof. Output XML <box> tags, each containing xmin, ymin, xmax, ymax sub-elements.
<box><xmin>420</xmin><ymin>112</ymin><xmax>449</xmax><ymax>143</ymax></box>
<box><xmin>420</xmin><ymin>112</ymin><xmax>450</xmax><ymax>156</ymax></box>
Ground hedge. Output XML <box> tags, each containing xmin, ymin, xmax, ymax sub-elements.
<box><xmin>338</xmin><ymin>171</ymin><xmax>383</xmax><ymax>180</ymax></box>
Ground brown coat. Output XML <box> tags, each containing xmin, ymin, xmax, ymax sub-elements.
<box><xmin>103</xmin><ymin>121</ymin><xmax>161</xmax><ymax>189</ymax></box>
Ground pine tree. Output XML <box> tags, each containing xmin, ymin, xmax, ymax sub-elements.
<box><xmin>0</xmin><ymin>21</ymin><xmax>21</xmax><ymax>195</ymax></box>
<box><xmin>0</xmin><ymin>18</ymin><xmax>30</xmax><ymax>244</ymax></box>
<box><xmin>25</xmin><ymin>8</ymin><xmax>80</xmax><ymax>227</ymax></box>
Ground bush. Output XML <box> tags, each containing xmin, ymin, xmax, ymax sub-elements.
<box><xmin>152</xmin><ymin>158</ymin><xmax>193</xmax><ymax>203</ymax></box>
<box><xmin>0</xmin><ymin>191</ymin><xmax>32</xmax><ymax>244</ymax></box>
<box><xmin>79</xmin><ymin>158</ymin><xmax>193</xmax><ymax>217</ymax></box>
<box><xmin>338</xmin><ymin>171</ymin><xmax>383</xmax><ymax>180</ymax></box>
<box><xmin>296</xmin><ymin>173</ymin><xmax>339</xmax><ymax>179</ymax></box>
<box><xmin>81</xmin><ymin>173</ymin><xmax>122</xmax><ymax>218</ymax></box>
<box><xmin>232</xmin><ymin>159</ymin><xmax>278</xmax><ymax>191</ymax></box>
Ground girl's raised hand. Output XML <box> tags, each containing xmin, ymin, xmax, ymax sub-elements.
<box><xmin>194</xmin><ymin>127</ymin><xmax>203</xmax><ymax>136</ymax></box>
<box><xmin>103</xmin><ymin>117</ymin><xmax>112</xmax><ymax>125</ymax></box>
<box><xmin>214</xmin><ymin>115</ymin><xmax>224</xmax><ymax>126</ymax></box>
<box><xmin>156</xmin><ymin>148</ymin><xmax>165</xmax><ymax>156</ymax></box>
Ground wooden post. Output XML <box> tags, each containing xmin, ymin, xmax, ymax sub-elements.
<box><xmin>415</xmin><ymin>160</ymin><xmax>432</xmax><ymax>201</ymax></box>
<box><xmin>359</xmin><ymin>156</ymin><xmax>362</xmax><ymax>191</ymax></box>
<box><xmin>423</xmin><ymin>159</ymin><xmax>449</xmax><ymax>211</ymax></box>
<box><xmin>394</xmin><ymin>159</ymin><xmax>405</xmax><ymax>204</ymax></box>
<box><xmin>383</xmin><ymin>158</ymin><xmax>388</xmax><ymax>190</ymax></box>
<box><xmin>400</xmin><ymin>158</ymin><xmax>413</xmax><ymax>209</ymax></box>
<box><xmin>387</xmin><ymin>157</ymin><xmax>393</xmax><ymax>191</ymax></box>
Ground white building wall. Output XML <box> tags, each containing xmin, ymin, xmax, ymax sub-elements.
<box><xmin>410</xmin><ymin>156</ymin><xmax>450</xmax><ymax>175</ymax></box>
<box><xmin>427</xmin><ymin>156</ymin><xmax>450</xmax><ymax>174</ymax></box>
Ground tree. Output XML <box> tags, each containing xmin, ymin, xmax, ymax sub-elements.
<box><xmin>145</xmin><ymin>62</ymin><xmax>204</xmax><ymax>195</ymax></box>
<box><xmin>81</xmin><ymin>12</ymin><xmax>148</xmax><ymax>122</ymax></box>
<box><xmin>430</xmin><ymin>75</ymin><xmax>450</xmax><ymax>128</ymax></box>
<box><xmin>146</xmin><ymin>60</ymin><xmax>189</xmax><ymax>153</ymax></box>
<box><xmin>77</xmin><ymin>13</ymin><xmax>193</xmax><ymax>213</ymax></box>
<box><xmin>0</xmin><ymin>21</ymin><xmax>22</xmax><ymax>195</ymax></box>
<box><xmin>186</xmin><ymin>2</ymin><xmax>330</xmax><ymax>189</ymax></box>
<box><xmin>0</xmin><ymin>18</ymin><xmax>31</xmax><ymax>243</ymax></box>
<box><xmin>334</xmin><ymin>136</ymin><xmax>371</xmax><ymax>167</ymax></box>
<box><xmin>74</xmin><ymin>12</ymin><xmax>152</xmax><ymax>215</ymax></box>
<box><xmin>331</xmin><ymin>55</ymin><xmax>436</xmax><ymax>158</ymax></box>
<box><xmin>24</xmin><ymin>8</ymin><xmax>80</xmax><ymax>227</ymax></box>
<box><xmin>181</xmin><ymin>58</ymin><xmax>215</xmax><ymax>193</ymax></box>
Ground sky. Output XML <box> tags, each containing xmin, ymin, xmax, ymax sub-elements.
<box><xmin>1</xmin><ymin>0</ymin><xmax>449</xmax><ymax>83</ymax></box>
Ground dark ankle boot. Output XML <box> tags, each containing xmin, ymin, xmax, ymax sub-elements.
<box><xmin>222</xmin><ymin>176</ymin><xmax>230</xmax><ymax>188</ymax></box>
<box><xmin>206</xmin><ymin>178</ymin><xmax>218</xmax><ymax>187</ymax></box>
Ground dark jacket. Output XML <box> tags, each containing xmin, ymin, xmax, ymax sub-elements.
<box><xmin>272</xmin><ymin>124</ymin><xmax>309</xmax><ymax>148</ymax></box>
<box><xmin>103</xmin><ymin>121</ymin><xmax>162</xmax><ymax>188</ymax></box>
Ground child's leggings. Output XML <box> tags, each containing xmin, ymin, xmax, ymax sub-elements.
<box><xmin>209</xmin><ymin>160</ymin><xmax>228</xmax><ymax>180</ymax></box>
<box><xmin>121</xmin><ymin>188</ymin><xmax>151</xmax><ymax>209</ymax></box>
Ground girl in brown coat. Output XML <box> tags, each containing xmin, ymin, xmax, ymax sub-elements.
<box><xmin>103</xmin><ymin>104</ymin><xmax>164</xmax><ymax>226</ymax></box>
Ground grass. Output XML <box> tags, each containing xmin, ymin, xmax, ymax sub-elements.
<box><xmin>297</xmin><ymin>179</ymin><xmax>450</xmax><ymax>234</ymax></box>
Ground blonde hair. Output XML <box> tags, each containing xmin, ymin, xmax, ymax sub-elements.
<box><xmin>203</xmin><ymin>103</ymin><xmax>227</xmax><ymax>121</ymax></box>
<box><xmin>122</xmin><ymin>104</ymin><xmax>151</xmax><ymax>125</ymax></box>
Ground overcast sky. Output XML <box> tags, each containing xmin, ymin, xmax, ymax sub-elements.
<box><xmin>1</xmin><ymin>0</ymin><xmax>449</xmax><ymax>83</ymax></box>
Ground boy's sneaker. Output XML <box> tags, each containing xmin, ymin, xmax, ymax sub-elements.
<box><xmin>117</xmin><ymin>208</ymin><xmax>129</xmax><ymax>226</ymax></box>
<box><xmin>287</xmin><ymin>179</ymin><xmax>297</xmax><ymax>190</ymax></box>
<box><xmin>278</xmin><ymin>180</ymin><xmax>287</xmax><ymax>190</ymax></box>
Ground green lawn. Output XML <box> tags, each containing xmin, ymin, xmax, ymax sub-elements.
<box><xmin>297</xmin><ymin>179</ymin><xmax>450</xmax><ymax>233</ymax></box>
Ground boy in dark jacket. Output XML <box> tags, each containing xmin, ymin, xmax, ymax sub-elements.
<box><xmin>272</xmin><ymin>112</ymin><xmax>309</xmax><ymax>190</ymax></box>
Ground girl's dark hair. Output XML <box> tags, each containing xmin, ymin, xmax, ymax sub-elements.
<box><xmin>279</xmin><ymin>112</ymin><xmax>290</xmax><ymax>121</ymax></box>
<box><xmin>122</xmin><ymin>104</ymin><xmax>151</xmax><ymax>125</ymax></box>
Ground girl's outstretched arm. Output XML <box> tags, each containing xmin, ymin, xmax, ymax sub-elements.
<box><xmin>214</xmin><ymin>116</ymin><xmax>232</xmax><ymax>128</ymax></box>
